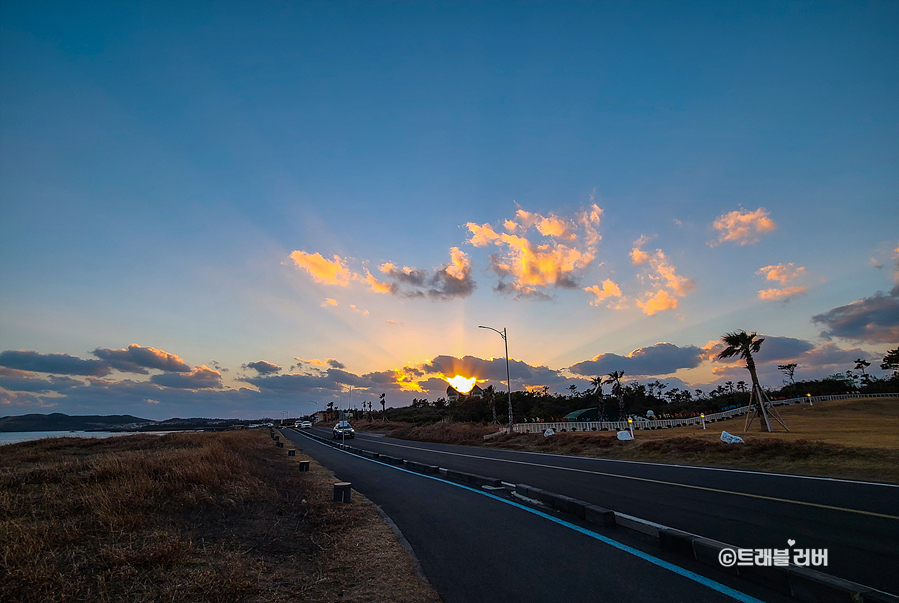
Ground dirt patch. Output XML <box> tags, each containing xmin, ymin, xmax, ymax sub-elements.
<box><xmin>0</xmin><ymin>430</ymin><xmax>440</xmax><ymax>603</ymax></box>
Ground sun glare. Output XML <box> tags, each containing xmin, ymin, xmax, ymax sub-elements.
<box><xmin>446</xmin><ymin>375</ymin><xmax>476</xmax><ymax>393</ymax></box>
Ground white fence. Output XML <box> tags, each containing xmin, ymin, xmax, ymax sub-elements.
<box><xmin>511</xmin><ymin>392</ymin><xmax>898</xmax><ymax>434</ymax></box>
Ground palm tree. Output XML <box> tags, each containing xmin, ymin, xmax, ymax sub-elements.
<box><xmin>604</xmin><ymin>371</ymin><xmax>625</xmax><ymax>420</ymax></box>
<box><xmin>736</xmin><ymin>381</ymin><xmax>747</xmax><ymax>394</ymax></box>
<box><xmin>725</xmin><ymin>381</ymin><xmax>735</xmax><ymax>395</ymax></box>
<box><xmin>484</xmin><ymin>385</ymin><xmax>498</xmax><ymax>424</ymax></box>
<box><xmin>717</xmin><ymin>330</ymin><xmax>787</xmax><ymax>432</ymax></box>
<box><xmin>590</xmin><ymin>376</ymin><xmax>606</xmax><ymax>420</ymax></box>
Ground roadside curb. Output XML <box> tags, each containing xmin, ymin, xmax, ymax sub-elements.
<box><xmin>289</xmin><ymin>428</ymin><xmax>898</xmax><ymax>603</ymax></box>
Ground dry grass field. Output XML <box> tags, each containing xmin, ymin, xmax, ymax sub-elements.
<box><xmin>0</xmin><ymin>429</ymin><xmax>440</xmax><ymax>603</ymax></box>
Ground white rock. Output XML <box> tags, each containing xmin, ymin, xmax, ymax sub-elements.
<box><xmin>617</xmin><ymin>430</ymin><xmax>634</xmax><ymax>441</ymax></box>
<box><xmin>543</xmin><ymin>428</ymin><xmax>555</xmax><ymax>437</ymax></box>
<box><xmin>721</xmin><ymin>431</ymin><xmax>745</xmax><ymax>444</ymax></box>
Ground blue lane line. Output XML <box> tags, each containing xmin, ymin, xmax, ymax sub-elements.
<box><xmin>296</xmin><ymin>432</ymin><xmax>765</xmax><ymax>603</ymax></box>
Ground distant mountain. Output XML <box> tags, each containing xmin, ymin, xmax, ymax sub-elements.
<box><xmin>0</xmin><ymin>413</ymin><xmax>152</xmax><ymax>432</ymax></box>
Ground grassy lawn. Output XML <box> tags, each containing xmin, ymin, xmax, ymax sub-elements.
<box><xmin>0</xmin><ymin>429</ymin><xmax>440</xmax><ymax>603</ymax></box>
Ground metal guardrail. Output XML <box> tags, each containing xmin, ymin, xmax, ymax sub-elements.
<box><xmin>512</xmin><ymin>392</ymin><xmax>898</xmax><ymax>434</ymax></box>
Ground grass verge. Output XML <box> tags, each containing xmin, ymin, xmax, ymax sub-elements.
<box><xmin>0</xmin><ymin>430</ymin><xmax>440</xmax><ymax>603</ymax></box>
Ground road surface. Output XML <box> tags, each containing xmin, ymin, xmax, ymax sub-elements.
<box><xmin>284</xmin><ymin>428</ymin><xmax>796</xmax><ymax>603</ymax></box>
<box><xmin>302</xmin><ymin>426</ymin><xmax>899</xmax><ymax>595</ymax></box>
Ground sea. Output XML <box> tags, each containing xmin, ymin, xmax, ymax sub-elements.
<box><xmin>0</xmin><ymin>431</ymin><xmax>173</xmax><ymax>446</ymax></box>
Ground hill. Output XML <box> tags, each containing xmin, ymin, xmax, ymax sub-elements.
<box><xmin>0</xmin><ymin>413</ymin><xmax>151</xmax><ymax>432</ymax></box>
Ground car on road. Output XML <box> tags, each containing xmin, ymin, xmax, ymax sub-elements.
<box><xmin>333</xmin><ymin>421</ymin><xmax>355</xmax><ymax>439</ymax></box>
<box><xmin>299</xmin><ymin>421</ymin><xmax>313</xmax><ymax>429</ymax></box>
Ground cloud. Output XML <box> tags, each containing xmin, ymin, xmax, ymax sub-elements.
<box><xmin>630</xmin><ymin>237</ymin><xmax>695</xmax><ymax>315</ymax></box>
<box><xmin>636</xmin><ymin>290</ymin><xmax>679</xmax><ymax>316</ymax></box>
<box><xmin>92</xmin><ymin>344</ymin><xmax>191</xmax><ymax>374</ymax></box>
<box><xmin>584</xmin><ymin>279</ymin><xmax>622</xmax><ymax>307</ymax></box>
<box><xmin>149</xmin><ymin>366</ymin><xmax>223</xmax><ymax>389</ymax></box>
<box><xmin>289</xmin><ymin>251</ymin><xmax>354</xmax><ymax>286</ymax></box>
<box><xmin>812</xmin><ymin>289</ymin><xmax>899</xmax><ymax>344</ymax></box>
<box><xmin>758</xmin><ymin>286</ymin><xmax>808</xmax><ymax>301</ymax></box>
<box><xmin>363</xmin><ymin>271</ymin><xmax>392</xmax><ymax>294</ymax></box>
<box><xmin>757</xmin><ymin>263</ymin><xmax>805</xmax><ymax>284</ymax></box>
<box><xmin>321</xmin><ymin>298</ymin><xmax>338</xmax><ymax>307</ymax></box>
<box><xmin>242</xmin><ymin>360</ymin><xmax>282</xmax><ymax>375</ymax></box>
<box><xmin>711</xmin><ymin>207</ymin><xmax>776</xmax><ymax>246</ymax></box>
<box><xmin>0</xmin><ymin>372</ymin><xmax>84</xmax><ymax>393</ymax></box>
<box><xmin>569</xmin><ymin>343</ymin><xmax>703</xmax><ymax>377</ymax></box>
<box><xmin>755</xmin><ymin>263</ymin><xmax>808</xmax><ymax>301</ymax></box>
<box><xmin>208</xmin><ymin>360</ymin><xmax>228</xmax><ymax>372</ymax></box>
<box><xmin>466</xmin><ymin>204</ymin><xmax>602</xmax><ymax>298</ymax></box>
<box><xmin>418</xmin><ymin>354</ymin><xmax>571</xmax><ymax>390</ymax></box>
<box><xmin>376</xmin><ymin>247</ymin><xmax>476</xmax><ymax>300</ymax></box>
<box><xmin>0</xmin><ymin>350</ymin><xmax>111</xmax><ymax>376</ymax></box>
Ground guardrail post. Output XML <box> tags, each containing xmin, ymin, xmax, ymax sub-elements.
<box><xmin>333</xmin><ymin>482</ymin><xmax>352</xmax><ymax>502</ymax></box>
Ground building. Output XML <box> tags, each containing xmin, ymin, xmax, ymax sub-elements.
<box><xmin>446</xmin><ymin>384</ymin><xmax>485</xmax><ymax>402</ymax></box>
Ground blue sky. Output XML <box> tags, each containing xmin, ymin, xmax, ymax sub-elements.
<box><xmin>1</xmin><ymin>1</ymin><xmax>897</xmax><ymax>420</ymax></box>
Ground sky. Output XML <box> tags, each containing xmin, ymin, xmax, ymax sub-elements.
<box><xmin>1</xmin><ymin>1</ymin><xmax>898</xmax><ymax>420</ymax></box>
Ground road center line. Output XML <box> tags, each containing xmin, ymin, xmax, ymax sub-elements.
<box><xmin>351</xmin><ymin>436</ymin><xmax>899</xmax><ymax>520</ymax></box>
<box><xmin>298</xmin><ymin>432</ymin><xmax>766</xmax><ymax>603</ymax></box>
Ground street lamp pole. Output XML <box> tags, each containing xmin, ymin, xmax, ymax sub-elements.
<box><xmin>479</xmin><ymin>325</ymin><xmax>513</xmax><ymax>434</ymax></box>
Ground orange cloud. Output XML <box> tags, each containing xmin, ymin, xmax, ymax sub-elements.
<box><xmin>758</xmin><ymin>286</ymin><xmax>808</xmax><ymax>301</ymax></box>
<box><xmin>585</xmin><ymin>279</ymin><xmax>622</xmax><ymax>307</ymax></box>
<box><xmin>712</xmin><ymin>207</ymin><xmax>776</xmax><ymax>246</ymax></box>
<box><xmin>364</xmin><ymin>270</ymin><xmax>392</xmax><ymax>294</ymax></box>
<box><xmin>757</xmin><ymin>263</ymin><xmax>805</xmax><ymax>284</ymax></box>
<box><xmin>321</xmin><ymin>298</ymin><xmax>338</xmax><ymax>307</ymax></box>
<box><xmin>630</xmin><ymin>237</ymin><xmax>695</xmax><ymax>315</ymax></box>
<box><xmin>636</xmin><ymin>290</ymin><xmax>678</xmax><ymax>316</ymax></box>
<box><xmin>289</xmin><ymin>251</ymin><xmax>354</xmax><ymax>285</ymax></box>
<box><xmin>466</xmin><ymin>204</ymin><xmax>602</xmax><ymax>297</ymax></box>
<box><xmin>756</xmin><ymin>262</ymin><xmax>809</xmax><ymax>301</ymax></box>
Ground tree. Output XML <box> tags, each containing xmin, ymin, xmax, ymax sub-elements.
<box><xmin>603</xmin><ymin>371</ymin><xmax>625</xmax><ymax>419</ymax></box>
<box><xmin>717</xmin><ymin>330</ymin><xmax>787</xmax><ymax>432</ymax></box>
<box><xmin>882</xmin><ymin>348</ymin><xmax>899</xmax><ymax>376</ymax></box>
<box><xmin>590</xmin><ymin>376</ymin><xmax>606</xmax><ymax>419</ymax></box>
<box><xmin>777</xmin><ymin>363</ymin><xmax>797</xmax><ymax>385</ymax></box>
<box><xmin>854</xmin><ymin>358</ymin><xmax>871</xmax><ymax>386</ymax></box>
<box><xmin>484</xmin><ymin>385</ymin><xmax>498</xmax><ymax>424</ymax></box>
<box><xmin>737</xmin><ymin>381</ymin><xmax>747</xmax><ymax>394</ymax></box>
<box><xmin>379</xmin><ymin>393</ymin><xmax>386</xmax><ymax>421</ymax></box>
<box><xmin>725</xmin><ymin>381</ymin><xmax>735</xmax><ymax>394</ymax></box>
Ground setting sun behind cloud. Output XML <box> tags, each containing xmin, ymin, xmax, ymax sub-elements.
<box><xmin>446</xmin><ymin>375</ymin><xmax>476</xmax><ymax>393</ymax></box>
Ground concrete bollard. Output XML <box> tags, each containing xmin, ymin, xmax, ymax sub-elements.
<box><xmin>299</xmin><ymin>460</ymin><xmax>310</xmax><ymax>472</ymax></box>
<box><xmin>333</xmin><ymin>482</ymin><xmax>352</xmax><ymax>503</ymax></box>
<box><xmin>288</xmin><ymin>449</ymin><xmax>296</xmax><ymax>456</ymax></box>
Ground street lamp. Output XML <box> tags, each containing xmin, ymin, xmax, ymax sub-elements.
<box><xmin>479</xmin><ymin>325</ymin><xmax>513</xmax><ymax>434</ymax></box>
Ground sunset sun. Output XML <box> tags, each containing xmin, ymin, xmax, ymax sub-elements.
<box><xmin>446</xmin><ymin>375</ymin><xmax>476</xmax><ymax>394</ymax></box>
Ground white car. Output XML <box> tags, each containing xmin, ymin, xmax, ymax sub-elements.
<box><xmin>299</xmin><ymin>421</ymin><xmax>313</xmax><ymax>429</ymax></box>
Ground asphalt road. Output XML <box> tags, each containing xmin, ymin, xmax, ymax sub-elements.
<box><xmin>283</xmin><ymin>429</ymin><xmax>795</xmax><ymax>603</ymax></box>
<box><xmin>304</xmin><ymin>426</ymin><xmax>899</xmax><ymax>595</ymax></box>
